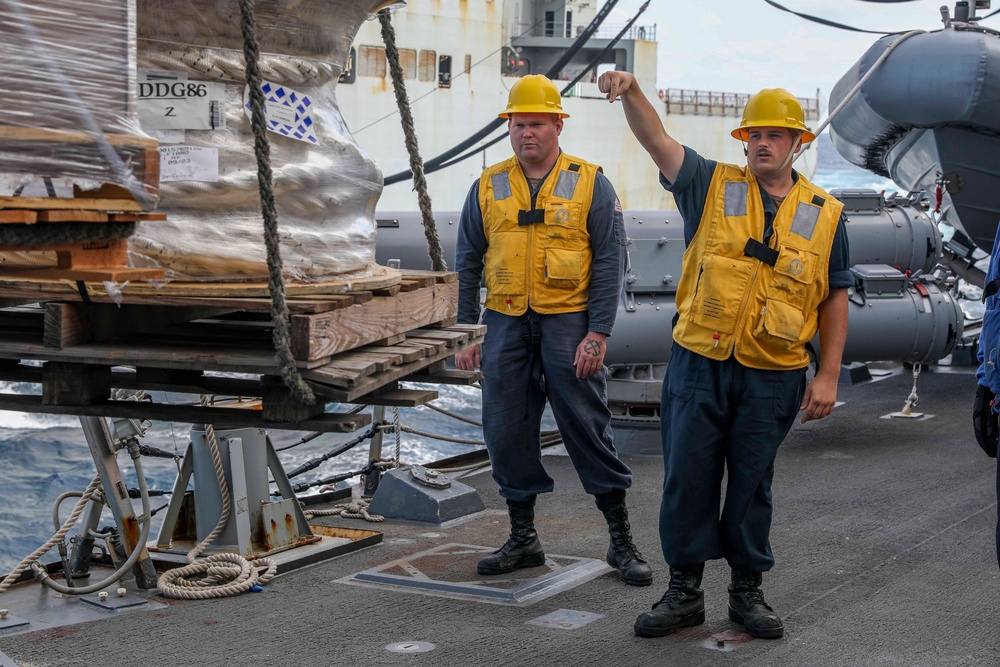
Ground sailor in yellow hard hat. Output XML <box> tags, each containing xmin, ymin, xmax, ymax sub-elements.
<box><xmin>598</xmin><ymin>71</ymin><xmax>850</xmax><ymax>640</ymax></box>
<box><xmin>454</xmin><ymin>74</ymin><xmax>653</xmax><ymax>588</ymax></box>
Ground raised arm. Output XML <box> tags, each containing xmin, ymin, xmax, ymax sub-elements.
<box><xmin>598</xmin><ymin>71</ymin><xmax>686</xmax><ymax>183</ymax></box>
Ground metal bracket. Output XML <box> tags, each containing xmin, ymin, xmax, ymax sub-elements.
<box><xmin>409</xmin><ymin>465</ymin><xmax>451</xmax><ymax>489</ymax></box>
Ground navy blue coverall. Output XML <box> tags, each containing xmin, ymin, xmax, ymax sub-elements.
<box><xmin>659</xmin><ymin>147</ymin><xmax>852</xmax><ymax>572</ymax></box>
<box><xmin>455</xmin><ymin>166</ymin><xmax>632</xmax><ymax>505</ymax></box>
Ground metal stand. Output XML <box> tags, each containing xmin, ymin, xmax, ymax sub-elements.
<box><xmin>78</xmin><ymin>416</ymin><xmax>158</xmax><ymax>589</ymax></box>
<box><xmin>153</xmin><ymin>427</ymin><xmax>315</xmax><ymax>558</ymax></box>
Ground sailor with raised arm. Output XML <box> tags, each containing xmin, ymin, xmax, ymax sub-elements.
<box><xmin>599</xmin><ymin>70</ymin><xmax>851</xmax><ymax>639</ymax></box>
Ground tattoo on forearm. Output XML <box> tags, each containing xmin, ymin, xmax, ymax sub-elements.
<box><xmin>584</xmin><ymin>338</ymin><xmax>603</xmax><ymax>357</ymax></box>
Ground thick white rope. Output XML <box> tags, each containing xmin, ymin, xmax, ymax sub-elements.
<box><xmin>0</xmin><ymin>476</ymin><xmax>102</xmax><ymax>593</ymax></box>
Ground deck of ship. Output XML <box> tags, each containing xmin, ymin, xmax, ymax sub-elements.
<box><xmin>0</xmin><ymin>362</ymin><xmax>997</xmax><ymax>666</ymax></box>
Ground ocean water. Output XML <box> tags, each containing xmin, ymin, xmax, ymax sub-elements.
<box><xmin>0</xmin><ymin>136</ymin><xmax>948</xmax><ymax>574</ymax></box>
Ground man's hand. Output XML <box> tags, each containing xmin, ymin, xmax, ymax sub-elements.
<box><xmin>598</xmin><ymin>71</ymin><xmax>636</xmax><ymax>102</ymax></box>
<box><xmin>455</xmin><ymin>344</ymin><xmax>481</xmax><ymax>372</ymax></box>
<box><xmin>574</xmin><ymin>332</ymin><xmax>607</xmax><ymax>379</ymax></box>
<box><xmin>800</xmin><ymin>374</ymin><xmax>837</xmax><ymax>423</ymax></box>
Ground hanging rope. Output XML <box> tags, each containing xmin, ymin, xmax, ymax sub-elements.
<box><xmin>378</xmin><ymin>9</ymin><xmax>447</xmax><ymax>272</ymax></box>
<box><xmin>238</xmin><ymin>0</ymin><xmax>315</xmax><ymax>405</ymax></box>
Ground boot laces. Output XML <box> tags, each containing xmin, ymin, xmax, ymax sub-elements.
<box><xmin>655</xmin><ymin>574</ymin><xmax>692</xmax><ymax>607</ymax></box>
<box><xmin>737</xmin><ymin>583</ymin><xmax>771</xmax><ymax>610</ymax></box>
<box><xmin>610</xmin><ymin>512</ymin><xmax>645</xmax><ymax>560</ymax></box>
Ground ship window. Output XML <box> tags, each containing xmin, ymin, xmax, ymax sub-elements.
<box><xmin>544</xmin><ymin>10</ymin><xmax>555</xmax><ymax>37</ymax></box>
<box><xmin>358</xmin><ymin>45</ymin><xmax>386</xmax><ymax>78</ymax></box>
<box><xmin>398</xmin><ymin>49</ymin><xmax>417</xmax><ymax>80</ymax></box>
<box><xmin>419</xmin><ymin>50</ymin><xmax>436</xmax><ymax>82</ymax></box>
<box><xmin>465</xmin><ymin>54</ymin><xmax>472</xmax><ymax>76</ymax></box>
<box><xmin>438</xmin><ymin>55</ymin><xmax>452</xmax><ymax>88</ymax></box>
<box><xmin>565</xmin><ymin>10</ymin><xmax>572</xmax><ymax>38</ymax></box>
<box><xmin>339</xmin><ymin>47</ymin><xmax>356</xmax><ymax>84</ymax></box>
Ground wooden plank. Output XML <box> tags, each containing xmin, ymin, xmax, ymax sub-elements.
<box><xmin>290</xmin><ymin>282</ymin><xmax>457</xmax><ymax>361</ymax></box>
<box><xmin>44</xmin><ymin>303</ymin><xmax>89</xmax><ymax>348</ymax></box>
<box><xmin>0</xmin><ymin>392</ymin><xmax>371</xmax><ymax>433</ymax></box>
<box><xmin>107</xmin><ymin>213</ymin><xmax>168</xmax><ymax>222</ymax></box>
<box><xmin>400</xmin><ymin>269</ymin><xmax>458</xmax><ymax>284</ymax></box>
<box><xmin>0</xmin><ymin>125</ymin><xmax>159</xmax><ymax>149</ymax></box>
<box><xmin>352</xmin><ymin>387</ymin><xmax>439</xmax><ymax>407</ymax></box>
<box><xmin>357</xmin><ymin>344</ymin><xmax>426</xmax><ymax>363</ymax></box>
<box><xmin>304</xmin><ymin>333</ymin><xmax>482</xmax><ymax>402</ymax></box>
<box><xmin>0</xmin><ymin>196</ymin><xmax>144</xmax><ymax>212</ymax></box>
<box><xmin>407</xmin><ymin>328</ymin><xmax>471</xmax><ymax>346</ymax></box>
<box><xmin>42</xmin><ymin>362</ymin><xmax>111</xmax><ymax>406</ymax></box>
<box><xmin>370</xmin><ymin>284</ymin><xmax>401</xmax><ymax>297</ymax></box>
<box><xmin>405</xmin><ymin>368</ymin><xmax>483</xmax><ymax>385</ymax></box>
<box><xmin>261</xmin><ymin>376</ymin><xmax>327</xmax><ymax>423</ymax></box>
<box><xmin>0</xmin><ymin>210</ymin><xmax>37</xmax><ymax>224</ymax></box>
<box><xmin>369</xmin><ymin>333</ymin><xmax>406</xmax><ymax>346</ymax></box>
<box><xmin>36</xmin><ymin>210</ymin><xmax>111</xmax><ymax>223</ymax></box>
<box><xmin>397</xmin><ymin>338</ymin><xmax>447</xmax><ymax>354</ymax></box>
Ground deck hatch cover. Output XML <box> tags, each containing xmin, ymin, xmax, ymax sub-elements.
<box><xmin>338</xmin><ymin>543</ymin><xmax>610</xmax><ymax>605</ymax></box>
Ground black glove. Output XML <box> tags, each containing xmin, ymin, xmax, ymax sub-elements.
<box><xmin>973</xmin><ymin>384</ymin><xmax>999</xmax><ymax>458</ymax></box>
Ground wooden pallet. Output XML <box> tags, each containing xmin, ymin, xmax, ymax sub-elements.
<box><xmin>0</xmin><ymin>126</ymin><xmax>160</xmax><ymax>212</ymax></box>
<box><xmin>0</xmin><ymin>270</ymin><xmax>481</xmax><ymax>430</ymax></box>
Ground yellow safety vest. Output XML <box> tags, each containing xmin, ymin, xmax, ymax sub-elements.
<box><xmin>672</xmin><ymin>163</ymin><xmax>844</xmax><ymax>370</ymax></box>
<box><xmin>479</xmin><ymin>152</ymin><xmax>599</xmax><ymax>315</ymax></box>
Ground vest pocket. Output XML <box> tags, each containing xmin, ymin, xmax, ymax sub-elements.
<box><xmin>544</xmin><ymin>201</ymin><xmax>582</xmax><ymax>240</ymax></box>
<box><xmin>485</xmin><ymin>231</ymin><xmax>527</xmax><ymax>295</ymax></box>
<box><xmin>688</xmin><ymin>253</ymin><xmax>754</xmax><ymax>334</ymax></box>
<box><xmin>754</xmin><ymin>297</ymin><xmax>805</xmax><ymax>342</ymax></box>
<box><xmin>770</xmin><ymin>246</ymin><xmax>818</xmax><ymax>305</ymax></box>
<box><xmin>544</xmin><ymin>247</ymin><xmax>584</xmax><ymax>284</ymax></box>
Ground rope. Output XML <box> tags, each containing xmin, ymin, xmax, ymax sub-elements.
<box><xmin>399</xmin><ymin>424</ymin><xmax>486</xmax><ymax>446</ymax></box>
<box><xmin>378</xmin><ymin>9</ymin><xmax>447</xmax><ymax>272</ymax></box>
<box><xmin>186</xmin><ymin>400</ymin><xmax>231</xmax><ymax>562</ymax></box>
<box><xmin>392</xmin><ymin>406</ymin><xmax>402</xmax><ymax>465</ymax></box>
<box><xmin>303</xmin><ymin>498</ymin><xmax>384</xmax><ymax>523</ymax></box>
<box><xmin>156</xmin><ymin>553</ymin><xmax>277</xmax><ymax>600</ymax></box>
<box><xmin>423</xmin><ymin>402</ymin><xmax>483</xmax><ymax>427</ymax></box>
<box><xmin>0</xmin><ymin>476</ymin><xmax>102</xmax><ymax>593</ymax></box>
<box><xmin>899</xmin><ymin>364</ymin><xmax>922</xmax><ymax>416</ymax></box>
<box><xmin>157</xmin><ymin>398</ymin><xmax>275</xmax><ymax>599</ymax></box>
<box><xmin>238</xmin><ymin>0</ymin><xmax>315</xmax><ymax>406</ymax></box>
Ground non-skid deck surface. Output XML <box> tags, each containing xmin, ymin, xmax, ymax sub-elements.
<box><xmin>1</xmin><ymin>366</ymin><xmax>997</xmax><ymax>666</ymax></box>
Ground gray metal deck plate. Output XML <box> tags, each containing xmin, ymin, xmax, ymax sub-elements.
<box><xmin>338</xmin><ymin>543</ymin><xmax>611</xmax><ymax>605</ymax></box>
<box><xmin>526</xmin><ymin>608</ymin><xmax>604</xmax><ymax>630</ymax></box>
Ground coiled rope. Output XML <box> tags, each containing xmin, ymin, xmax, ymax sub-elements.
<box><xmin>157</xmin><ymin>397</ymin><xmax>276</xmax><ymax>599</ymax></box>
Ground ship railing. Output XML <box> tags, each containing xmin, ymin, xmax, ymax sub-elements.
<box><xmin>585</xmin><ymin>23</ymin><xmax>657</xmax><ymax>41</ymax></box>
<box><xmin>660</xmin><ymin>88</ymin><xmax>821</xmax><ymax>120</ymax></box>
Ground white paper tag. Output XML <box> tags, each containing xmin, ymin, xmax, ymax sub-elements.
<box><xmin>159</xmin><ymin>146</ymin><xmax>219</xmax><ymax>182</ymax></box>
<box><xmin>139</xmin><ymin>70</ymin><xmax>227</xmax><ymax>132</ymax></box>
<box><xmin>243</xmin><ymin>80</ymin><xmax>319</xmax><ymax>144</ymax></box>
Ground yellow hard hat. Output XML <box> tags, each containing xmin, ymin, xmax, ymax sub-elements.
<box><xmin>498</xmin><ymin>74</ymin><xmax>569</xmax><ymax>118</ymax></box>
<box><xmin>732</xmin><ymin>88</ymin><xmax>815</xmax><ymax>144</ymax></box>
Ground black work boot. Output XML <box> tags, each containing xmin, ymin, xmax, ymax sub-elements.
<box><xmin>601</xmin><ymin>504</ymin><xmax>653</xmax><ymax>586</ymax></box>
<box><xmin>728</xmin><ymin>570</ymin><xmax>784</xmax><ymax>639</ymax></box>
<box><xmin>477</xmin><ymin>500</ymin><xmax>546</xmax><ymax>575</ymax></box>
<box><xmin>633</xmin><ymin>565</ymin><xmax>705</xmax><ymax>637</ymax></box>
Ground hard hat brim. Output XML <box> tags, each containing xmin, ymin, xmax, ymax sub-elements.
<box><xmin>499</xmin><ymin>107</ymin><xmax>570</xmax><ymax>119</ymax></box>
<box><xmin>731</xmin><ymin>124</ymin><xmax>816</xmax><ymax>144</ymax></box>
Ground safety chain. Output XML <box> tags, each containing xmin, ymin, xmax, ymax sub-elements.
<box><xmin>898</xmin><ymin>363</ymin><xmax>922</xmax><ymax>416</ymax></box>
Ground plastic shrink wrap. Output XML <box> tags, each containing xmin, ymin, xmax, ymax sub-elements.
<box><xmin>0</xmin><ymin>1</ymin><xmax>157</xmax><ymax>210</ymax></box>
<box><xmin>129</xmin><ymin>0</ymin><xmax>387</xmax><ymax>281</ymax></box>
